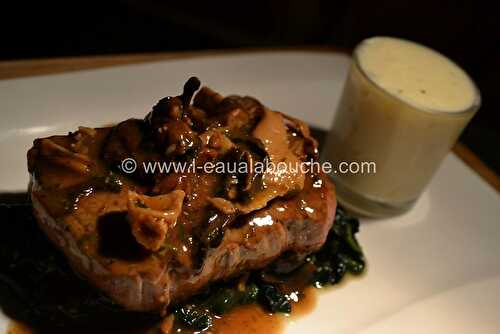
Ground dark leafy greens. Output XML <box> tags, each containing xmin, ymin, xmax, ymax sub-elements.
<box><xmin>0</xmin><ymin>203</ymin><xmax>158</xmax><ymax>333</ymax></box>
<box><xmin>172</xmin><ymin>282</ymin><xmax>262</xmax><ymax>331</ymax></box>
<box><xmin>308</xmin><ymin>206</ymin><xmax>366</xmax><ymax>286</ymax></box>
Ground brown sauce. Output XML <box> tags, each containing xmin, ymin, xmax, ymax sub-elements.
<box><xmin>164</xmin><ymin>290</ymin><xmax>317</xmax><ymax>334</ymax></box>
<box><xmin>5</xmin><ymin>309</ymin><xmax>281</xmax><ymax>334</ymax></box>
<box><xmin>202</xmin><ymin>305</ymin><xmax>284</xmax><ymax>334</ymax></box>
<box><xmin>6</xmin><ymin>288</ymin><xmax>317</xmax><ymax>334</ymax></box>
<box><xmin>290</xmin><ymin>287</ymin><xmax>317</xmax><ymax>318</ymax></box>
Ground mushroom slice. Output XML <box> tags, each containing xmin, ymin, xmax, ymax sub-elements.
<box><xmin>283</xmin><ymin>114</ymin><xmax>319</xmax><ymax>160</ymax></box>
<box><xmin>39</xmin><ymin>138</ymin><xmax>93</xmax><ymax>174</ymax></box>
<box><xmin>193</xmin><ymin>86</ymin><xmax>224</xmax><ymax>112</ymax></box>
<box><xmin>199</xmin><ymin>128</ymin><xmax>235</xmax><ymax>155</ymax></box>
<box><xmin>236</xmin><ymin>108</ymin><xmax>306</xmax><ymax>214</ymax></box>
<box><xmin>127</xmin><ymin>190</ymin><xmax>185</xmax><ymax>251</ymax></box>
<box><xmin>71</xmin><ymin>126</ymin><xmax>97</xmax><ymax>155</ymax></box>
<box><xmin>207</xmin><ymin>197</ymin><xmax>237</xmax><ymax>215</ymax></box>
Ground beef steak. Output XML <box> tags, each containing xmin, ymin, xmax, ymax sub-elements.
<box><xmin>27</xmin><ymin>78</ymin><xmax>336</xmax><ymax>312</ymax></box>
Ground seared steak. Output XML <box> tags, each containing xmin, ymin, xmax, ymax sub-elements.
<box><xmin>27</xmin><ymin>78</ymin><xmax>336</xmax><ymax>312</ymax></box>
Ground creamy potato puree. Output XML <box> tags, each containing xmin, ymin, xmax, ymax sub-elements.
<box><xmin>324</xmin><ymin>37</ymin><xmax>479</xmax><ymax>217</ymax></box>
<box><xmin>358</xmin><ymin>37</ymin><xmax>477</xmax><ymax>112</ymax></box>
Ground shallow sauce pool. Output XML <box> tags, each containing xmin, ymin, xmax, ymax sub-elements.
<box><xmin>7</xmin><ymin>288</ymin><xmax>317</xmax><ymax>334</ymax></box>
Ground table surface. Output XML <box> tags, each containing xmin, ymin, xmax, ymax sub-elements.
<box><xmin>1</xmin><ymin>48</ymin><xmax>498</xmax><ymax>193</ymax></box>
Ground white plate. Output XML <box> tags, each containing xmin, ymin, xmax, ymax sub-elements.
<box><xmin>1</xmin><ymin>51</ymin><xmax>499</xmax><ymax>334</ymax></box>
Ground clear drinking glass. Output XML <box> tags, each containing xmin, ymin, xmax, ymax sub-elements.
<box><xmin>323</xmin><ymin>37</ymin><xmax>480</xmax><ymax>217</ymax></box>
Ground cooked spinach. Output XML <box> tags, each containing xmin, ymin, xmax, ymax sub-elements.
<box><xmin>258</xmin><ymin>284</ymin><xmax>291</xmax><ymax>313</ymax></box>
<box><xmin>207</xmin><ymin>288</ymin><xmax>239</xmax><ymax>315</ymax></box>
<box><xmin>173</xmin><ymin>305</ymin><xmax>212</xmax><ymax>331</ymax></box>
<box><xmin>0</xmin><ymin>203</ymin><xmax>158</xmax><ymax>333</ymax></box>
<box><xmin>241</xmin><ymin>283</ymin><xmax>259</xmax><ymax>304</ymax></box>
<box><xmin>308</xmin><ymin>206</ymin><xmax>365</xmax><ymax>287</ymax></box>
<box><xmin>171</xmin><ymin>281</ymin><xmax>262</xmax><ymax>328</ymax></box>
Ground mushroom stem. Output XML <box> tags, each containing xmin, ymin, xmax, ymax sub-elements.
<box><xmin>181</xmin><ymin>76</ymin><xmax>201</xmax><ymax>107</ymax></box>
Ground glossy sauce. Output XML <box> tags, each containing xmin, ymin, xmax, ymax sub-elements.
<box><xmin>207</xmin><ymin>305</ymin><xmax>284</xmax><ymax>334</ymax></box>
<box><xmin>6</xmin><ymin>289</ymin><xmax>317</xmax><ymax>334</ymax></box>
<box><xmin>290</xmin><ymin>287</ymin><xmax>317</xmax><ymax>318</ymax></box>
<box><xmin>169</xmin><ymin>288</ymin><xmax>317</xmax><ymax>334</ymax></box>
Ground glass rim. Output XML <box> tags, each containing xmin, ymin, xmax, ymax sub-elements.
<box><xmin>352</xmin><ymin>36</ymin><xmax>481</xmax><ymax>117</ymax></box>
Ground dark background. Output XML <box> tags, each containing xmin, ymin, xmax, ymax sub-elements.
<box><xmin>1</xmin><ymin>0</ymin><xmax>499</xmax><ymax>172</ymax></box>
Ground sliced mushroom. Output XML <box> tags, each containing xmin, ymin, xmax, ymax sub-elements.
<box><xmin>283</xmin><ymin>114</ymin><xmax>319</xmax><ymax>160</ymax></box>
<box><xmin>199</xmin><ymin>128</ymin><xmax>235</xmax><ymax>155</ymax></box>
<box><xmin>185</xmin><ymin>105</ymin><xmax>208</xmax><ymax>131</ymax></box>
<box><xmin>144</xmin><ymin>78</ymin><xmax>202</xmax><ymax>157</ymax></box>
<box><xmin>210</xmin><ymin>95</ymin><xmax>264</xmax><ymax>134</ymax></box>
<box><xmin>39</xmin><ymin>138</ymin><xmax>93</xmax><ymax>175</ymax></box>
<box><xmin>180</xmin><ymin>76</ymin><xmax>201</xmax><ymax>107</ymax></box>
<box><xmin>234</xmin><ymin>108</ymin><xmax>306</xmax><ymax>214</ymax></box>
<box><xmin>70</xmin><ymin>126</ymin><xmax>97</xmax><ymax>155</ymax></box>
<box><xmin>127</xmin><ymin>190</ymin><xmax>185</xmax><ymax>251</ymax></box>
<box><xmin>217</xmin><ymin>147</ymin><xmax>260</xmax><ymax>203</ymax></box>
<box><xmin>102</xmin><ymin>119</ymin><xmax>159</xmax><ymax>182</ymax></box>
<box><xmin>207</xmin><ymin>197</ymin><xmax>237</xmax><ymax>215</ymax></box>
<box><xmin>193</xmin><ymin>86</ymin><xmax>224</xmax><ymax>112</ymax></box>
<box><xmin>162</xmin><ymin>119</ymin><xmax>200</xmax><ymax>157</ymax></box>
